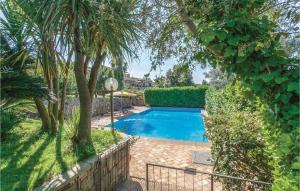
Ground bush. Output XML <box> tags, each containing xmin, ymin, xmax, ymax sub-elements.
<box><xmin>206</xmin><ymin>112</ymin><xmax>272</xmax><ymax>190</ymax></box>
<box><xmin>205</xmin><ymin>82</ymin><xmax>259</xmax><ymax>115</ymax></box>
<box><xmin>65</xmin><ymin>107</ymin><xmax>80</xmax><ymax>138</ymax></box>
<box><xmin>144</xmin><ymin>86</ymin><xmax>207</xmax><ymax>108</ymax></box>
<box><xmin>205</xmin><ymin>82</ymin><xmax>272</xmax><ymax>190</ymax></box>
<box><xmin>0</xmin><ymin>110</ymin><xmax>21</xmax><ymax>141</ymax></box>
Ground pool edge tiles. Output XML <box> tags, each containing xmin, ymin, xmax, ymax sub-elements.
<box><xmin>113</xmin><ymin>107</ymin><xmax>208</xmax><ymax>143</ymax></box>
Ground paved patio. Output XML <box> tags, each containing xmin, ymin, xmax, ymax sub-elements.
<box><xmin>129</xmin><ymin>137</ymin><xmax>212</xmax><ymax>178</ymax></box>
<box><xmin>92</xmin><ymin>106</ymin><xmax>215</xmax><ymax>190</ymax></box>
<box><xmin>119</xmin><ymin>138</ymin><xmax>214</xmax><ymax>191</ymax></box>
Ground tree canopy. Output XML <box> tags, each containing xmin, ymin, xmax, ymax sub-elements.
<box><xmin>143</xmin><ymin>0</ymin><xmax>299</xmax><ymax>189</ymax></box>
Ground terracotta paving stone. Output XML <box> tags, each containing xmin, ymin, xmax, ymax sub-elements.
<box><xmin>120</xmin><ymin>138</ymin><xmax>218</xmax><ymax>190</ymax></box>
<box><xmin>129</xmin><ymin>137</ymin><xmax>212</xmax><ymax>179</ymax></box>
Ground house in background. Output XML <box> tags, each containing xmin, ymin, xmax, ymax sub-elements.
<box><xmin>124</xmin><ymin>73</ymin><xmax>155</xmax><ymax>90</ymax></box>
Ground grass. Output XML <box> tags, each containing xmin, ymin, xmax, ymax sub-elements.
<box><xmin>0</xmin><ymin>119</ymin><xmax>121</xmax><ymax>191</ymax></box>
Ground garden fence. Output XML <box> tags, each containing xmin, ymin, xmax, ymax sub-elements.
<box><xmin>144</xmin><ymin>163</ymin><xmax>271</xmax><ymax>191</ymax></box>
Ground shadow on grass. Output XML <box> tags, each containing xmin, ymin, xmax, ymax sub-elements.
<box><xmin>1</xmin><ymin>128</ymin><xmax>45</xmax><ymax>166</ymax></box>
<box><xmin>1</xmin><ymin>123</ymin><xmax>69</xmax><ymax>190</ymax></box>
<box><xmin>1</xmin><ymin>131</ymin><xmax>53</xmax><ymax>190</ymax></box>
<box><xmin>1</xmin><ymin>121</ymin><xmax>111</xmax><ymax>191</ymax></box>
<box><xmin>55</xmin><ymin>125</ymin><xmax>68</xmax><ymax>172</ymax></box>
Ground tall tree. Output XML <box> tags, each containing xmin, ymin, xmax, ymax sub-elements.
<box><xmin>0</xmin><ymin>2</ymin><xmax>48</xmax><ymax>117</ymax></box>
<box><xmin>165</xmin><ymin>64</ymin><xmax>193</xmax><ymax>86</ymax></box>
<box><xmin>31</xmin><ymin>0</ymin><xmax>140</xmax><ymax>144</ymax></box>
<box><xmin>203</xmin><ymin>67</ymin><xmax>234</xmax><ymax>89</ymax></box>
<box><xmin>143</xmin><ymin>0</ymin><xmax>299</xmax><ymax>189</ymax></box>
<box><xmin>154</xmin><ymin>76</ymin><xmax>168</xmax><ymax>87</ymax></box>
<box><xmin>11</xmin><ymin>0</ymin><xmax>70</xmax><ymax>133</ymax></box>
<box><xmin>175</xmin><ymin>0</ymin><xmax>300</xmax><ymax>189</ymax></box>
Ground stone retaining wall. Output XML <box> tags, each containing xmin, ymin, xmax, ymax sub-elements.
<box><xmin>29</xmin><ymin>96</ymin><xmax>144</xmax><ymax>118</ymax></box>
<box><xmin>34</xmin><ymin>137</ymin><xmax>136</xmax><ymax>191</ymax></box>
<box><xmin>64</xmin><ymin>96</ymin><xmax>144</xmax><ymax>117</ymax></box>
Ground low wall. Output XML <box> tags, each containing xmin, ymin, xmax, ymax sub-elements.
<box><xmin>30</xmin><ymin>96</ymin><xmax>145</xmax><ymax>118</ymax></box>
<box><xmin>132</xmin><ymin>95</ymin><xmax>144</xmax><ymax>106</ymax></box>
<box><xmin>64</xmin><ymin>97</ymin><xmax>137</xmax><ymax>117</ymax></box>
<box><xmin>34</xmin><ymin>137</ymin><xmax>136</xmax><ymax>191</ymax></box>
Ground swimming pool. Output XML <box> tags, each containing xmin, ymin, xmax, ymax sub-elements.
<box><xmin>113</xmin><ymin>108</ymin><xmax>207</xmax><ymax>142</ymax></box>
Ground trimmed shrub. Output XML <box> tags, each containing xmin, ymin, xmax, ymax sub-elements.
<box><xmin>144</xmin><ymin>86</ymin><xmax>207</xmax><ymax>108</ymax></box>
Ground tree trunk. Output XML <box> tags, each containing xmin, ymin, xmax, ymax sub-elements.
<box><xmin>88</xmin><ymin>52</ymin><xmax>106</xmax><ymax>101</ymax></box>
<box><xmin>41</xmin><ymin>39</ymin><xmax>58</xmax><ymax>135</ymax></box>
<box><xmin>58</xmin><ymin>77</ymin><xmax>67</xmax><ymax>124</ymax></box>
<box><xmin>73</xmin><ymin>24</ymin><xmax>92</xmax><ymax>144</ymax></box>
<box><xmin>58</xmin><ymin>49</ymin><xmax>73</xmax><ymax>124</ymax></box>
<box><xmin>46</xmin><ymin>74</ymin><xmax>57</xmax><ymax>135</ymax></box>
<box><xmin>174</xmin><ymin>0</ymin><xmax>222</xmax><ymax>58</ymax></box>
<box><xmin>49</xmin><ymin>39</ymin><xmax>59</xmax><ymax>133</ymax></box>
<box><xmin>34</xmin><ymin>98</ymin><xmax>51</xmax><ymax>131</ymax></box>
<box><xmin>83</xmin><ymin>56</ymin><xmax>90</xmax><ymax>76</ymax></box>
<box><xmin>174</xmin><ymin>0</ymin><xmax>197</xmax><ymax>33</ymax></box>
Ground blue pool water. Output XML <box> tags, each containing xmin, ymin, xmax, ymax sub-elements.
<box><xmin>113</xmin><ymin>108</ymin><xmax>207</xmax><ymax>142</ymax></box>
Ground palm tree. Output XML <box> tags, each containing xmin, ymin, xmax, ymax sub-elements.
<box><xmin>1</xmin><ymin>1</ymin><xmax>77</xmax><ymax>133</ymax></box>
<box><xmin>0</xmin><ymin>2</ymin><xmax>48</xmax><ymax>119</ymax></box>
<box><xmin>24</xmin><ymin>0</ymin><xmax>141</xmax><ymax>144</ymax></box>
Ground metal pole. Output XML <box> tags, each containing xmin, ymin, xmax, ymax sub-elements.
<box><xmin>146</xmin><ymin>164</ymin><xmax>149</xmax><ymax>191</ymax></box>
<box><xmin>110</xmin><ymin>87</ymin><xmax>114</xmax><ymax>131</ymax></box>
<box><xmin>211</xmin><ymin>174</ymin><xmax>214</xmax><ymax>191</ymax></box>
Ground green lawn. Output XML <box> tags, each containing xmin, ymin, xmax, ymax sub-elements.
<box><xmin>0</xmin><ymin>119</ymin><xmax>121</xmax><ymax>191</ymax></box>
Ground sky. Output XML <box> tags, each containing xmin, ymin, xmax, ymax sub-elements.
<box><xmin>126</xmin><ymin>47</ymin><xmax>209</xmax><ymax>84</ymax></box>
<box><xmin>0</xmin><ymin>9</ymin><xmax>209</xmax><ymax>84</ymax></box>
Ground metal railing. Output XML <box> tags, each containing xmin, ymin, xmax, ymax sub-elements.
<box><xmin>145</xmin><ymin>163</ymin><xmax>271</xmax><ymax>191</ymax></box>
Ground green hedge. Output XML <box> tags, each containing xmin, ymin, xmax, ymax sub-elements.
<box><xmin>144</xmin><ymin>86</ymin><xmax>207</xmax><ymax>108</ymax></box>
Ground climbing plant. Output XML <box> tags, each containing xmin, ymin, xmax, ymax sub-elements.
<box><xmin>188</xmin><ymin>0</ymin><xmax>299</xmax><ymax>190</ymax></box>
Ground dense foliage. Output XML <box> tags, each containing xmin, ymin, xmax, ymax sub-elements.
<box><xmin>6</xmin><ymin>0</ymin><xmax>141</xmax><ymax>142</ymax></box>
<box><xmin>144</xmin><ymin>86</ymin><xmax>207</xmax><ymax>108</ymax></box>
<box><xmin>0</xmin><ymin>110</ymin><xmax>21</xmax><ymax>141</ymax></box>
<box><xmin>203</xmin><ymin>67</ymin><xmax>234</xmax><ymax>89</ymax></box>
<box><xmin>205</xmin><ymin>83</ymin><xmax>272</xmax><ymax>190</ymax></box>
<box><xmin>0</xmin><ymin>3</ymin><xmax>48</xmax><ymax>103</ymax></box>
<box><xmin>154</xmin><ymin>64</ymin><xmax>194</xmax><ymax>87</ymax></box>
<box><xmin>189</xmin><ymin>1</ymin><xmax>299</xmax><ymax>189</ymax></box>
<box><xmin>205</xmin><ymin>82</ymin><xmax>259</xmax><ymax>115</ymax></box>
<box><xmin>206</xmin><ymin>112</ymin><xmax>272</xmax><ymax>190</ymax></box>
<box><xmin>165</xmin><ymin>64</ymin><xmax>194</xmax><ymax>86</ymax></box>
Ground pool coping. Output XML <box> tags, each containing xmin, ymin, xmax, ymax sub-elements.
<box><xmin>136</xmin><ymin>136</ymin><xmax>211</xmax><ymax>146</ymax></box>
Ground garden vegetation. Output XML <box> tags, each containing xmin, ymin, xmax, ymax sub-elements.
<box><xmin>0</xmin><ymin>118</ymin><xmax>121</xmax><ymax>190</ymax></box>
<box><xmin>144</xmin><ymin>86</ymin><xmax>207</xmax><ymax>108</ymax></box>
<box><xmin>1</xmin><ymin>0</ymin><xmax>299</xmax><ymax>190</ymax></box>
<box><xmin>205</xmin><ymin>82</ymin><xmax>272</xmax><ymax>190</ymax></box>
<box><xmin>143</xmin><ymin>0</ymin><xmax>299</xmax><ymax>189</ymax></box>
